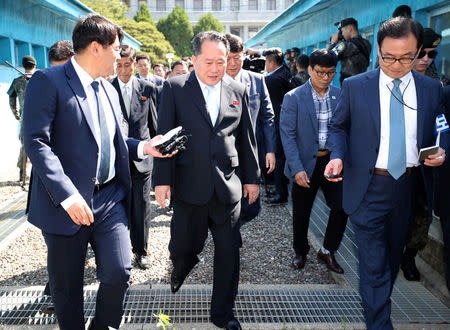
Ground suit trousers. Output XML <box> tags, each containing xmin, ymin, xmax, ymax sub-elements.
<box><xmin>350</xmin><ymin>169</ymin><xmax>417</xmax><ymax>330</ymax></box>
<box><xmin>274</xmin><ymin>135</ymin><xmax>288</xmax><ymax>199</ymax></box>
<box><xmin>129</xmin><ymin>167</ymin><xmax>152</xmax><ymax>256</ymax></box>
<box><xmin>43</xmin><ymin>181</ymin><xmax>131</xmax><ymax>330</ymax></box>
<box><xmin>169</xmin><ymin>195</ymin><xmax>241</xmax><ymax>328</ymax></box>
<box><xmin>291</xmin><ymin>154</ymin><xmax>348</xmax><ymax>256</ymax></box>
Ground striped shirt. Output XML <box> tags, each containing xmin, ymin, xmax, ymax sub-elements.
<box><xmin>308</xmin><ymin>79</ymin><xmax>332</xmax><ymax>150</ymax></box>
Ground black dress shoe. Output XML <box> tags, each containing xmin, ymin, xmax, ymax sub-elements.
<box><xmin>266</xmin><ymin>194</ymin><xmax>287</xmax><ymax>205</ymax></box>
<box><xmin>40</xmin><ymin>304</ymin><xmax>55</xmax><ymax>314</ymax></box>
<box><xmin>87</xmin><ymin>318</ymin><xmax>109</xmax><ymax>330</ymax></box>
<box><xmin>135</xmin><ymin>254</ymin><xmax>150</xmax><ymax>270</ymax></box>
<box><xmin>225</xmin><ymin>318</ymin><xmax>242</xmax><ymax>330</ymax></box>
<box><xmin>170</xmin><ymin>273</ymin><xmax>185</xmax><ymax>293</ymax></box>
<box><xmin>317</xmin><ymin>251</ymin><xmax>344</xmax><ymax>274</ymax></box>
<box><xmin>401</xmin><ymin>257</ymin><xmax>420</xmax><ymax>281</ymax></box>
<box><xmin>291</xmin><ymin>254</ymin><xmax>307</xmax><ymax>270</ymax></box>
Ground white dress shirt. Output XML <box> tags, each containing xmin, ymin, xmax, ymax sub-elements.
<box><xmin>375</xmin><ymin>69</ymin><xmax>419</xmax><ymax>169</ymax></box>
<box><xmin>196</xmin><ymin>76</ymin><xmax>221</xmax><ymax>125</ymax></box>
<box><xmin>225</xmin><ymin>70</ymin><xmax>243</xmax><ymax>82</ymax></box>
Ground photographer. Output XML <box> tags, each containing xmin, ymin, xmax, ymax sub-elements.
<box><xmin>328</xmin><ymin>17</ymin><xmax>371</xmax><ymax>85</ymax></box>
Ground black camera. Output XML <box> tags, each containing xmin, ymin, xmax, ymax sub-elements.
<box><xmin>152</xmin><ymin>126</ymin><xmax>188</xmax><ymax>155</ymax></box>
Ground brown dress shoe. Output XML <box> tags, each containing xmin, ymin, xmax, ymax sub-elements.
<box><xmin>292</xmin><ymin>254</ymin><xmax>307</xmax><ymax>269</ymax></box>
<box><xmin>317</xmin><ymin>251</ymin><xmax>344</xmax><ymax>274</ymax></box>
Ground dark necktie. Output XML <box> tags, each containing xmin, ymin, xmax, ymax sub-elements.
<box><xmin>387</xmin><ymin>78</ymin><xmax>406</xmax><ymax>180</ymax></box>
<box><xmin>91</xmin><ymin>81</ymin><xmax>111</xmax><ymax>184</ymax></box>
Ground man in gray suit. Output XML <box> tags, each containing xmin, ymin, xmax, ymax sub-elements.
<box><xmin>225</xmin><ymin>33</ymin><xmax>276</xmax><ymax>224</ymax></box>
<box><xmin>280</xmin><ymin>49</ymin><xmax>348</xmax><ymax>274</ymax></box>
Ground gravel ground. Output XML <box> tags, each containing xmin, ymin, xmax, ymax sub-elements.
<box><xmin>0</xmin><ymin>167</ymin><xmax>28</xmax><ymax>205</ymax></box>
<box><xmin>0</xmin><ymin>189</ymin><xmax>336</xmax><ymax>287</ymax></box>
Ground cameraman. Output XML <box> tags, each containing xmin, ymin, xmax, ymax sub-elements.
<box><xmin>328</xmin><ymin>17</ymin><xmax>371</xmax><ymax>85</ymax></box>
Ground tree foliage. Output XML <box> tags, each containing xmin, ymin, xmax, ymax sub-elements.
<box><xmin>157</xmin><ymin>6</ymin><xmax>194</xmax><ymax>57</ymax></box>
<box><xmin>193</xmin><ymin>12</ymin><xmax>225</xmax><ymax>35</ymax></box>
<box><xmin>79</xmin><ymin>0</ymin><xmax>176</xmax><ymax>65</ymax></box>
<box><xmin>134</xmin><ymin>2</ymin><xmax>154</xmax><ymax>24</ymax></box>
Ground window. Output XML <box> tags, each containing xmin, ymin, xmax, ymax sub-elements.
<box><xmin>156</xmin><ymin>0</ymin><xmax>166</xmax><ymax>11</ymax></box>
<box><xmin>32</xmin><ymin>44</ymin><xmax>46</xmax><ymax>69</ymax></box>
<box><xmin>0</xmin><ymin>36</ymin><xmax>12</xmax><ymax>65</ymax></box>
<box><xmin>193</xmin><ymin>0</ymin><xmax>203</xmax><ymax>10</ymax></box>
<box><xmin>284</xmin><ymin>0</ymin><xmax>294</xmax><ymax>8</ymax></box>
<box><xmin>230</xmin><ymin>26</ymin><xmax>242</xmax><ymax>37</ymax></box>
<box><xmin>230</xmin><ymin>0</ymin><xmax>239</xmax><ymax>11</ymax></box>
<box><xmin>175</xmin><ymin>0</ymin><xmax>184</xmax><ymax>9</ymax></box>
<box><xmin>267</xmin><ymin>0</ymin><xmax>276</xmax><ymax>10</ymax></box>
<box><xmin>248</xmin><ymin>27</ymin><xmax>259</xmax><ymax>38</ymax></box>
<box><xmin>248</xmin><ymin>0</ymin><xmax>258</xmax><ymax>10</ymax></box>
<box><xmin>212</xmin><ymin>0</ymin><xmax>221</xmax><ymax>11</ymax></box>
<box><xmin>430</xmin><ymin>9</ymin><xmax>450</xmax><ymax>79</ymax></box>
<box><xmin>14</xmin><ymin>40</ymin><xmax>29</xmax><ymax>68</ymax></box>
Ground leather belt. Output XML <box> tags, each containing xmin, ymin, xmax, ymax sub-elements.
<box><xmin>317</xmin><ymin>149</ymin><xmax>330</xmax><ymax>157</ymax></box>
<box><xmin>373</xmin><ymin>167</ymin><xmax>414</xmax><ymax>177</ymax></box>
<box><xmin>94</xmin><ymin>178</ymin><xmax>116</xmax><ymax>192</ymax></box>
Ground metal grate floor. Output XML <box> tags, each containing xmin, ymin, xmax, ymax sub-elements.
<box><xmin>0</xmin><ymin>286</ymin><xmax>364</xmax><ymax>325</ymax></box>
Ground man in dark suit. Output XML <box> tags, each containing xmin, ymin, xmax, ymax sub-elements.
<box><xmin>111</xmin><ymin>45</ymin><xmax>158</xmax><ymax>270</ymax></box>
<box><xmin>23</xmin><ymin>14</ymin><xmax>169</xmax><ymax>330</ymax></box>
<box><xmin>325</xmin><ymin>17</ymin><xmax>445</xmax><ymax>329</ymax></box>
<box><xmin>264</xmin><ymin>48</ymin><xmax>292</xmax><ymax>205</ymax></box>
<box><xmin>224</xmin><ymin>33</ymin><xmax>276</xmax><ymax>224</ymax></box>
<box><xmin>281</xmin><ymin>49</ymin><xmax>348</xmax><ymax>274</ymax></box>
<box><xmin>136</xmin><ymin>53</ymin><xmax>164</xmax><ymax>86</ymax></box>
<box><xmin>154</xmin><ymin>31</ymin><xmax>260</xmax><ymax>330</ymax></box>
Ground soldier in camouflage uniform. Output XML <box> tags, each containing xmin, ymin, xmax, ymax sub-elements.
<box><xmin>289</xmin><ymin>48</ymin><xmax>300</xmax><ymax>76</ymax></box>
<box><xmin>7</xmin><ymin>55</ymin><xmax>36</xmax><ymax>182</ymax></box>
<box><xmin>401</xmin><ymin>28</ymin><xmax>442</xmax><ymax>281</ymax></box>
<box><xmin>328</xmin><ymin>17</ymin><xmax>371</xmax><ymax>86</ymax></box>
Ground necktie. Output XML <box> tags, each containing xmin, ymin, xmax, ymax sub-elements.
<box><xmin>387</xmin><ymin>78</ymin><xmax>406</xmax><ymax>180</ymax></box>
<box><xmin>91</xmin><ymin>81</ymin><xmax>111</xmax><ymax>184</ymax></box>
<box><xmin>123</xmin><ymin>85</ymin><xmax>131</xmax><ymax>118</ymax></box>
<box><xmin>205</xmin><ymin>85</ymin><xmax>219</xmax><ymax>125</ymax></box>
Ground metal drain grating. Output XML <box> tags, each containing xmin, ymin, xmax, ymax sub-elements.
<box><xmin>0</xmin><ymin>287</ymin><xmax>364</xmax><ymax>325</ymax></box>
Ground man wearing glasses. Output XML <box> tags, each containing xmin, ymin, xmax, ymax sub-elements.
<box><xmin>280</xmin><ymin>49</ymin><xmax>348</xmax><ymax>275</ymax></box>
<box><xmin>325</xmin><ymin>17</ymin><xmax>445</xmax><ymax>329</ymax></box>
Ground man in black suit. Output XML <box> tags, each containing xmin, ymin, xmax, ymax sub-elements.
<box><xmin>264</xmin><ymin>48</ymin><xmax>292</xmax><ymax>205</ymax></box>
<box><xmin>111</xmin><ymin>45</ymin><xmax>158</xmax><ymax>269</ymax></box>
<box><xmin>136</xmin><ymin>53</ymin><xmax>164</xmax><ymax>87</ymax></box>
<box><xmin>154</xmin><ymin>31</ymin><xmax>260</xmax><ymax>330</ymax></box>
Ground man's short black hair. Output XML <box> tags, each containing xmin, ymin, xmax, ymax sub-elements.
<box><xmin>291</xmin><ymin>47</ymin><xmax>300</xmax><ymax>54</ymax></box>
<box><xmin>392</xmin><ymin>5</ymin><xmax>412</xmax><ymax>18</ymax></box>
<box><xmin>154</xmin><ymin>63</ymin><xmax>164</xmax><ymax>69</ymax></box>
<box><xmin>72</xmin><ymin>14</ymin><xmax>124</xmax><ymax>53</ymax></box>
<box><xmin>191</xmin><ymin>31</ymin><xmax>230</xmax><ymax>56</ymax></box>
<box><xmin>48</xmin><ymin>40</ymin><xmax>74</xmax><ymax>64</ymax></box>
<box><xmin>171</xmin><ymin>60</ymin><xmax>187</xmax><ymax>71</ymax></box>
<box><xmin>263</xmin><ymin>47</ymin><xmax>284</xmax><ymax>66</ymax></box>
<box><xmin>309</xmin><ymin>49</ymin><xmax>337</xmax><ymax>68</ymax></box>
<box><xmin>296</xmin><ymin>54</ymin><xmax>309</xmax><ymax>69</ymax></box>
<box><xmin>119</xmin><ymin>44</ymin><xmax>136</xmax><ymax>61</ymax></box>
<box><xmin>136</xmin><ymin>53</ymin><xmax>150</xmax><ymax>63</ymax></box>
<box><xmin>377</xmin><ymin>17</ymin><xmax>423</xmax><ymax>49</ymax></box>
<box><xmin>225</xmin><ymin>33</ymin><xmax>244</xmax><ymax>53</ymax></box>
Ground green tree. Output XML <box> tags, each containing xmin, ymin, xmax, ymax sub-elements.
<box><xmin>81</xmin><ymin>0</ymin><xmax>127</xmax><ymax>21</ymax></box>
<box><xmin>134</xmin><ymin>2</ymin><xmax>154</xmax><ymax>24</ymax></box>
<box><xmin>193</xmin><ymin>12</ymin><xmax>225</xmax><ymax>35</ymax></box>
<box><xmin>157</xmin><ymin>6</ymin><xmax>194</xmax><ymax>57</ymax></box>
<box><xmin>80</xmin><ymin>0</ymin><xmax>176</xmax><ymax>65</ymax></box>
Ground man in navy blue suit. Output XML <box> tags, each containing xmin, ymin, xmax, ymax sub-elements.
<box><xmin>325</xmin><ymin>17</ymin><xmax>445</xmax><ymax>329</ymax></box>
<box><xmin>281</xmin><ymin>49</ymin><xmax>348</xmax><ymax>274</ymax></box>
<box><xmin>224</xmin><ymin>33</ymin><xmax>276</xmax><ymax>224</ymax></box>
<box><xmin>23</xmin><ymin>14</ymin><xmax>170</xmax><ymax>330</ymax></box>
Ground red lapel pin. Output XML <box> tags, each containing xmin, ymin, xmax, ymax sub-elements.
<box><xmin>233</xmin><ymin>100</ymin><xmax>239</xmax><ymax>106</ymax></box>
<box><xmin>141</xmin><ymin>96</ymin><xmax>147</xmax><ymax>101</ymax></box>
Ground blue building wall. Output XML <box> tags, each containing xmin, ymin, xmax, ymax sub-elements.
<box><xmin>246</xmin><ymin>0</ymin><xmax>450</xmax><ymax>85</ymax></box>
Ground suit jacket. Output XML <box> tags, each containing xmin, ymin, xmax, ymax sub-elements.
<box><xmin>153</xmin><ymin>71</ymin><xmax>260</xmax><ymax>205</ymax></box>
<box><xmin>327</xmin><ymin>68</ymin><xmax>444</xmax><ymax>215</ymax></box>
<box><xmin>238</xmin><ymin>69</ymin><xmax>276</xmax><ymax>154</ymax></box>
<box><xmin>280</xmin><ymin>82</ymin><xmax>340</xmax><ymax>179</ymax></box>
<box><xmin>264</xmin><ymin>64</ymin><xmax>292</xmax><ymax>124</ymax></box>
<box><xmin>111</xmin><ymin>76</ymin><xmax>157</xmax><ymax>173</ymax></box>
<box><xmin>23</xmin><ymin>60</ymin><xmax>140</xmax><ymax>235</ymax></box>
<box><xmin>136</xmin><ymin>73</ymin><xmax>164</xmax><ymax>87</ymax></box>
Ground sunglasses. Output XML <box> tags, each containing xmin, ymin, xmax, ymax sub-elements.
<box><xmin>418</xmin><ymin>49</ymin><xmax>438</xmax><ymax>59</ymax></box>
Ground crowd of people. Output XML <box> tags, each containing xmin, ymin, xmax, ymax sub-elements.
<box><xmin>4</xmin><ymin>3</ymin><xmax>450</xmax><ymax>330</ymax></box>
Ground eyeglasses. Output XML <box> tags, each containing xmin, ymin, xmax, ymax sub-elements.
<box><xmin>418</xmin><ymin>49</ymin><xmax>438</xmax><ymax>59</ymax></box>
<box><xmin>313</xmin><ymin>68</ymin><xmax>336</xmax><ymax>77</ymax></box>
<box><xmin>380</xmin><ymin>50</ymin><xmax>417</xmax><ymax>64</ymax></box>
